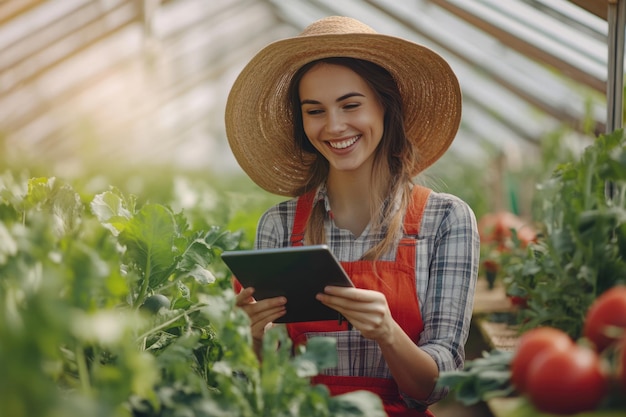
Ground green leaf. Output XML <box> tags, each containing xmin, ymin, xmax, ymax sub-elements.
<box><xmin>177</xmin><ymin>237</ymin><xmax>215</xmax><ymax>276</ymax></box>
<box><xmin>119</xmin><ymin>204</ymin><xmax>177</xmax><ymax>298</ymax></box>
<box><xmin>293</xmin><ymin>337</ymin><xmax>337</xmax><ymax>377</ymax></box>
<box><xmin>455</xmin><ymin>379</ymin><xmax>483</xmax><ymax>405</ymax></box>
<box><xmin>437</xmin><ymin>349</ymin><xmax>514</xmax><ymax>406</ymax></box>
<box><xmin>185</xmin><ymin>264</ymin><xmax>216</xmax><ymax>285</ymax></box>
<box><xmin>48</xmin><ymin>184</ymin><xmax>84</xmax><ymax>235</ymax></box>
<box><xmin>0</xmin><ymin>222</ymin><xmax>18</xmax><ymax>264</ymax></box>
<box><xmin>328</xmin><ymin>390</ymin><xmax>386</xmax><ymax>417</ymax></box>
<box><xmin>175</xmin><ymin>227</ymin><xmax>240</xmax><ymax>284</ymax></box>
<box><xmin>23</xmin><ymin>177</ymin><xmax>84</xmax><ymax>237</ymax></box>
<box><xmin>204</xmin><ymin>226</ymin><xmax>242</xmax><ymax>251</ymax></box>
<box><xmin>0</xmin><ymin>171</ymin><xmax>27</xmax><ymax>210</ymax></box>
<box><xmin>24</xmin><ymin>177</ymin><xmax>54</xmax><ymax>208</ymax></box>
<box><xmin>90</xmin><ymin>188</ymin><xmax>135</xmax><ymax>236</ymax></box>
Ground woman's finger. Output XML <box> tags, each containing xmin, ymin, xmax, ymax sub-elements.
<box><xmin>242</xmin><ymin>295</ymin><xmax>287</xmax><ymax>314</ymax></box>
<box><xmin>316</xmin><ymin>287</ymin><xmax>393</xmax><ymax>340</ymax></box>
<box><xmin>321</xmin><ymin>286</ymin><xmax>379</xmax><ymax>302</ymax></box>
<box><xmin>235</xmin><ymin>288</ymin><xmax>287</xmax><ymax>339</ymax></box>
<box><xmin>249</xmin><ymin>306</ymin><xmax>286</xmax><ymax>338</ymax></box>
<box><xmin>317</xmin><ymin>288</ymin><xmax>383</xmax><ymax>311</ymax></box>
<box><xmin>244</xmin><ymin>302</ymin><xmax>286</xmax><ymax>323</ymax></box>
<box><xmin>250</xmin><ymin>307</ymin><xmax>286</xmax><ymax>329</ymax></box>
<box><xmin>235</xmin><ymin>286</ymin><xmax>256</xmax><ymax>306</ymax></box>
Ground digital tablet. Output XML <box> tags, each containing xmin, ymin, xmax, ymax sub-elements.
<box><xmin>221</xmin><ymin>244</ymin><xmax>354</xmax><ymax>323</ymax></box>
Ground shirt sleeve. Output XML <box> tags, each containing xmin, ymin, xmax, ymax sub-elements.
<box><xmin>417</xmin><ymin>194</ymin><xmax>480</xmax><ymax>404</ymax></box>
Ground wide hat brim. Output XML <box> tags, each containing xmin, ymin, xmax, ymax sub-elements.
<box><xmin>225</xmin><ymin>17</ymin><xmax>462</xmax><ymax>197</ymax></box>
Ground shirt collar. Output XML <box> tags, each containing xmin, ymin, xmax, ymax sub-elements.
<box><xmin>313</xmin><ymin>183</ymin><xmax>332</xmax><ymax>215</ymax></box>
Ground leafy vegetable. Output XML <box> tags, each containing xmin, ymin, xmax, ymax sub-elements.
<box><xmin>436</xmin><ymin>349</ymin><xmax>515</xmax><ymax>406</ymax></box>
<box><xmin>0</xmin><ymin>173</ymin><xmax>382</xmax><ymax>417</ymax></box>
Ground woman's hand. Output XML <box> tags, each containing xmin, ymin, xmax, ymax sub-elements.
<box><xmin>316</xmin><ymin>286</ymin><xmax>397</xmax><ymax>344</ymax></box>
<box><xmin>235</xmin><ymin>287</ymin><xmax>287</xmax><ymax>342</ymax></box>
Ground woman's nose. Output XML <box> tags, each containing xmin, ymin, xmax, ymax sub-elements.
<box><xmin>325</xmin><ymin>111</ymin><xmax>346</xmax><ymax>134</ymax></box>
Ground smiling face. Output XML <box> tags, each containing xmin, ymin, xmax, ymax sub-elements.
<box><xmin>298</xmin><ymin>63</ymin><xmax>385</xmax><ymax>175</ymax></box>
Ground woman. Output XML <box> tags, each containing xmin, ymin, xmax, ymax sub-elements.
<box><xmin>225</xmin><ymin>16</ymin><xmax>479</xmax><ymax>416</ymax></box>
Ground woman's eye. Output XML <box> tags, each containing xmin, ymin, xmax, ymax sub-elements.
<box><xmin>305</xmin><ymin>109</ymin><xmax>323</xmax><ymax>115</ymax></box>
<box><xmin>343</xmin><ymin>103</ymin><xmax>360</xmax><ymax>110</ymax></box>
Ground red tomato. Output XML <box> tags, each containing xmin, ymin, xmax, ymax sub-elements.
<box><xmin>516</xmin><ymin>225</ymin><xmax>537</xmax><ymax>247</ymax></box>
<box><xmin>507</xmin><ymin>295</ymin><xmax>528</xmax><ymax>309</ymax></box>
<box><xmin>510</xmin><ymin>327</ymin><xmax>573</xmax><ymax>394</ymax></box>
<box><xmin>525</xmin><ymin>343</ymin><xmax>607</xmax><ymax>415</ymax></box>
<box><xmin>478</xmin><ymin>211</ymin><xmax>537</xmax><ymax>248</ymax></box>
<box><xmin>583</xmin><ymin>285</ymin><xmax>626</xmax><ymax>352</ymax></box>
<box><xmin>482</xmin><ymin>259</ymin><xmax>499</xmax><ymax>272</ymax></box>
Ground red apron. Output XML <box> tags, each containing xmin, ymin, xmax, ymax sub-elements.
<box><xmin>287</xmin><ymin>186</ymin><xmax>435</xmax><ymax>417</ymax></box>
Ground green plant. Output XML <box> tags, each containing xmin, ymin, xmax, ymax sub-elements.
<box><xmin>0</xmin><ymin>172</ymin><xmax>383</xmax><ymax>417</ymax></box>
<box><xmin>503</xmin><ymin>129</ymin><xmax>626</xmax><ymax>338</ymax></box>
<box><xmin>435</xmin><ymin>349</ymin><xmax>515</xmax><ymax>406</ymax></box>
<box><xmin>440</xmin><ymin>130</ymin><xmax>626</xmax><ymax>416</ymax></box>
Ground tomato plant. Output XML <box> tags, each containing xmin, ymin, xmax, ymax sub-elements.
<box><xmin>583</xmin><ymin>285</ymin><xmax>626</xmax><ymax>352</ymax></box>
<box><xmin>478</xmin><ymin>211</ymin><xmax>537</xmax><ymax>289</ymax></box>
<box><xmin>478</xmin><ymin>211</ymin><xmax>536</xmax><ymax>250</ymax></box>
<box><xmin>412</xmin><ymin>130</ymin><xmax>626</xmax><ymax>415</ymax></box>
<box><xmin>510</xmin><ymin>327</ymin><xmax>573</xmax><ymax>394</ymax></box>
<box><xmin>502</xmin><ymin>129</ymin><xmax>626</xmax><ymax>339</ymax></box>
<box><xmin>525</xmin><ymin>343</ymin><xmax>607</xmax><ymax>415</ymax></box>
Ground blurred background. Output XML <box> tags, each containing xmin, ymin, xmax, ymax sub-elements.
<box><xmin>0</xmin><ymin>0</ymin><xmax>616</xmax><ymax>217</ymax></box>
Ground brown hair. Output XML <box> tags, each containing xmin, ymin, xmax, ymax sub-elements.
<box><xmin>288</xmin><ymin>57</ymin><xmax>419</xmax><ymax>260</ymax></box>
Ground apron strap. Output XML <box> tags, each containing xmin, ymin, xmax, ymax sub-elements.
<box><xmin>403</xmin><ymin>185</ymin><xmax>431</xmax><ymax>237</ymax></box>
<box><xmin>290</xmin><ymin>189</ymin><xmax>316</xmax><ymax>246</ymax></box>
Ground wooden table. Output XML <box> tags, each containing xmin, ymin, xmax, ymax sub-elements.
<box><xmin>472</xmin><ymin>279</ymin><xmax>520</xmax><ymax>351</ymax></box>
<box><xmin>471</xmin><ymin>279</ymin><xmax>521</xmax><ymax>417</ymax></box>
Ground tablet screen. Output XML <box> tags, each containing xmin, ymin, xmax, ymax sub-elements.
<box><xmin>221</xmin><ymin>245</ymin><xmax>354</xmax><ymax>323</ymax></box>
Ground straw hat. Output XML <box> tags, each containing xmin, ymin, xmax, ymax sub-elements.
<box><xmin>225</xmin><ymin>16</ymin><xmax>462</xmax><ymax>197</ymax></box>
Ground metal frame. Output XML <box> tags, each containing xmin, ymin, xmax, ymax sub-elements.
<box><xmin>0</xmin><ymin>0</ymin><xmax>622</xmax><ymax>169</ymax></box>
<box><xmin>607</xmin><ymin>0</ymin><xmax>625</xmax><ymax>133</ymax></box>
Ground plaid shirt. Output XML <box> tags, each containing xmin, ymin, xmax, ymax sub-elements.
<box><xmin>254</xmin><ymin>185</ymin><xmax>480</xmax><ymax>405</ymax></box>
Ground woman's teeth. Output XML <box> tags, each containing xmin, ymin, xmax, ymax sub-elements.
<box><xmin>329</xmin><ymin>136</ymin><xmax>359</xmax><ymax>149</ymax></box>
